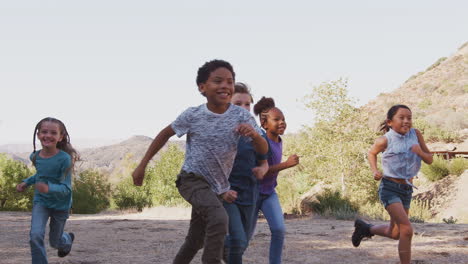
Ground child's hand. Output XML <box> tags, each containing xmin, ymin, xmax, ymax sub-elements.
<box><xmin>221</xmin><ymin>190</ymin><xmax>238</xmax><ymax>203</ymax></box>
<box><xmin>132</xmin><ymin>165</ymin><xmax>145</xmax><ymax>186</ymax></box>
<box><xmin>236</xmin><ymin>124</ymin><xmax>257</xmax><ymax>138</ymax></box>
<box><xmin>411</xmin><ymin>144</ymin><xmax>422</xmax><ymax>156</ymax></box>
<box><xmin>285</xmin><ymin>154</ymin><xmax>299</xmax><ymax>168</ymax></box>
<box><xmin>16</xmin><ymin>182</ymin><xmax>27</xmax><ymax>192</ymax></box>
<box><xmin>35</xmin><ymin>182</ymin><xmax>49</xmax><ymax>193</ymax></box>
<box><xmin>252</xmin><ymin>165</ymin><xmax>268</xmax><ymax>180</ymax></box>
<box><xmin>373</xmin><ymin>170</ymin><xmax>383</xmax><ymax>181</ymax></box>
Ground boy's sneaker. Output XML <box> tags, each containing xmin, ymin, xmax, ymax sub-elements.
<box><xmin>351</xmin><ymin>219</ymin><xmax>373</xmax><ymax>247</ymax></box>
<box><xmin>58</xmin><ymin>232</ymin><xmax>74</xmax><ymax>257</ymax></box>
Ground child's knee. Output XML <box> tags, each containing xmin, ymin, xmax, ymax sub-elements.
<box><xmin>270</xmin><ymin>225</ymin><xmax>285</xmax><ymax>238</ymax></box>
<box><xmin>229</xmin><ymin>238</ymin><xmax>248</xmax><ymax>254</ymax></box>
<box><xmin>399</xmin><ymin>224</ymin><xmax>413</xmax><ymax>239</ymax></box>
<box><xmin>29</xmin><ymin>231</ymin><xmax>44</xmax><ymax>244</ymax></box>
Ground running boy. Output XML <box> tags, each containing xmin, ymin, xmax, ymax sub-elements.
<box><xmin>132</xmin><ymin>59</ymin><xmax>268</xmax><ymax>264</ymax></box>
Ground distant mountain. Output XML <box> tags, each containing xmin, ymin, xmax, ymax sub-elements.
<box><xmin>363</xmin><ymin>42</ymin><xmax>468</xmax><ymax>133</ymax></box>
<box><xmin>0</xmin><ymin>144</ymin><xmax>32</xmax><ymax>154</ymax></box>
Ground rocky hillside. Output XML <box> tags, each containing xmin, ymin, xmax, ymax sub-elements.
<box><xmin>363</xmin><ymin>42</ymin><xmax>468</xmax><ymax>134</ymax></box>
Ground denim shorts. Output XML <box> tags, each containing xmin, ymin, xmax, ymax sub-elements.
<box><xmin>378</xmin><ymin>177</ymin><xmax>413</xmax><ymax>209</ymax></box>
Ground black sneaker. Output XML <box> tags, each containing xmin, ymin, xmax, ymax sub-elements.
<box><xmin>351</xmin><ymin>219</ymin><xmax>373</xmax><ymax>247</ymax></box>
<box><xmin>58</xmin><ymin>232</ymin><xmax>74</xmax><ymax>257</ymax></box>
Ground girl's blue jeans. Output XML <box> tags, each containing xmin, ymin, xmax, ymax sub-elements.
<box><xmin>251</xmin><ymin>191</ymin><xmax>285</xmax><ymax>264</ymax></box>
<box><xmin>30</xmin><ymin>203</ymin><xmax>73</xmax><ymax>264</ymax></box>
<box><xmin>223</xmin><ymin>202</ymin><xmax>256</xmax><ymax>264</ymax></box>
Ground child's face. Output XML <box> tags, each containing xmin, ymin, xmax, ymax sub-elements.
<box><xmin>387</xmin><ymin>107</ymin><xmax>412</xmax><ymax>135</ymax></box>
<box><xmin>198</xmin><ymin>67</ymin><xmax>234</xmax><ymax>108</ymax></box>
<box><xmin>37</xmin><ymin>121</ymin><xmax>63</xmax><ymax>149</ymax></box>
<box><xmin>264</xmin><ymin>108</ymin><xmax>286</xmax><ymax>136</ymax></box>
<box><xmin>231</xmin><ymin>93</ymin><xmax>252</xmax><ymax>112</ymax></box>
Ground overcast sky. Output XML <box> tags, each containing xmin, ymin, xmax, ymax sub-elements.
<box><xmin>1</xmin><ymin>0</ymin><xmax>467</xmax><ymax>147</ymax></box>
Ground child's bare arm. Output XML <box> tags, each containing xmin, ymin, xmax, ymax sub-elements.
<box><xmin>368</xmin><ymin>136</ymin><xmax>387</xmax><ymax>180</ymax></box>
<box><xmin>267</xmin><ymin>154</ymin><xmax>299</xmax><ymax>175</ymax></box>
<box><xmin>412</xmin><ymin>129</ymin><xmax>433</xmax><ymax>164</ymax></box>
<box><xmin>252</xmin><ymin>159</ymin><xmax>268</xmax><ymax>180</ymax></box>
<box><xmin>132</xmin><ymin>125</ymin><xmax>175</xmax><ymax>186</ymax></box>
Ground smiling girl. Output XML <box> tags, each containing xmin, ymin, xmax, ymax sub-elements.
<box><xmin>250</xmin><ymin>97</ymin><xmax>299</xmax><ymax>264</ymax></box>
<box><xmin>17</xmin><ymin>117</ymin><xmax>79</xmax><ymax>263</ymax></box>
<box><xmin>352</xmin><ymin>105</ymin><xmax>433</xmax><ymax>264</ymax></box>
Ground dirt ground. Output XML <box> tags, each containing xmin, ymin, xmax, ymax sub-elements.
<box><xmin>1</xmin><ymin>207</ymin><xmax>467</xmax><ymax>264</ymax></box>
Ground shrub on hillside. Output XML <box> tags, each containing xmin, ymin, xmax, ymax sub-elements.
<box><xmin>113</xmin><ymin>144</ymin><xmax>186</xmax><ymax>211</ymax></box>
<box><xmin>421</xmin><ymin>156</ymin><xmax>450</xmax><ymax>181</ymax></box>
<box><xmin>449</xmin><ymin>157</ymin><xmax>468</xmax><ymax>176</ymax></box>
<box><xmin>0</xmin><ymin>154</ymin><xmax>34</xmax><ymax>211</ymax></box>
<box><xmin>148</xmin><ymin>144</ymin><xmax>186</xmax><ymax>206</ymax></box>
<box><xmin>113</xmin><ymin>176</ymin><xmax>154</xmax><ymax>211</ymax></box>
<box><xmin>73</xmin><ymin>169</ymin><xmax>111</xmax><ymax>214</ymax></box>
<box><xmin>413</xmin><ymin>119</ymin><xmax>461</xmax><ymax>143</ymax></box>
<box><xmin>308</xmin><ymin>189</ymin><xmax>358</xmax><ymax>219</ymax></box>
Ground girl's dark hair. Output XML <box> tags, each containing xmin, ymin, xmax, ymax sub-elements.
<box><xmin>234</xmin><ymin>82</ymin><xmax>253</xmax><ymax>103</ymax></box>
<box><xmin>196</xmin><ymin>59</ymin><xmax>235</xmax><ymax>86</ymax></box>
<box><xmin>32</xmin><ymin>117</ymin><xmax>80</xmax><ymax>169</ymax></box>
<box><xmin>254</xmin><ymin>96</ymin><xmax>276</xmax><ymax>129</ymax></box>
<box><xmin>379</xmin><ymin>104</ymin><xmax>412</xmax><ymax>132</ymax></box>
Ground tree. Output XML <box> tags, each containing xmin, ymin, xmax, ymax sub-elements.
<box><xmin>293</xmin><ymin>78</ymin><xmax>379</xmax><ymax>204</ymax></box>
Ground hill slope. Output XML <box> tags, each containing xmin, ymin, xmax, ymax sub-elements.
<box><xmin>363</xmin><ymin>42</ymin><xmax>468</xmax><ymax>134</ymax></box>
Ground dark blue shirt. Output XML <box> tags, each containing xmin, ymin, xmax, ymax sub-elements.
<box><xmin>229</xmin><ymin>135</ymin><xmax>268</xmax><ymax>205</ymax></box>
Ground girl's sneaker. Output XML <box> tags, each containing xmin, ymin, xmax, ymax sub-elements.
<box><xmin>351</xmin><ymin>219</ymin><xmax>373</xmax><ymax>247</ymax></box>
<box><xmin>58</xmin><ymin>232</ymin><xmax>75</xmax><ymax>257</ymax></box>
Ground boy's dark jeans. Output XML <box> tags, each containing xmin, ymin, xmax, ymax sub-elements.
<box><xmin>173</xmin><ymin>171</ymin><xmax>228</xmax><ymax>264</ymax></box>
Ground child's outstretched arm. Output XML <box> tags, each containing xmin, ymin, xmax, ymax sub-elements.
<box><xmin>236</xmin><ymin>124</ymin><xmax>268</xmax><ymax>155</ymax></box>
<box><xmin>412</xmin><ymin>129</ymin><xmax>433</xmax><ymax>164</ymax></box>
<box><xmin>132</xmin><ymin>125</ymin><xmax>175</xmax><ymax>186</ymax></box>
<box><xmin>267</xmin><ymin>154</ymin><xmax>299</xmax><ymax>175</ymax></box>
<box><xmin>368</xmin><ymin>136</ymin><xmax>387</xmax><ymax>180</ymax></box>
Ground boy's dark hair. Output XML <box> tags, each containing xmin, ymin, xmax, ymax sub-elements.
<box><xmin>196</xmin><ymin>59</ymin><xmax>235</xmax><ymax>86</ymax></box>
<box><xmin>234</xmin><ymin>82</ymin><xmax>254</xmax><ymax>103</ymax></box>
<box><xmin>32</xmin><ymin>117</ymin><xmax>80</xmax><ymax>169</ymax></box>
<box><xmin>379</xmin><ymin>104</ymin><xmax>412</xmax><ymax>132</ymax></box>
<box><xmin>254</xmin><ymin>96</ymin><xmax>276</xmax><ymax>129</ymax></box>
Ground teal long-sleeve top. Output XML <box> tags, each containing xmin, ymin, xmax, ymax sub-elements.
<box><xmin>23</xmin><ymin>150</ymin><xmax>72</xmax><ymax>211</ymax></box>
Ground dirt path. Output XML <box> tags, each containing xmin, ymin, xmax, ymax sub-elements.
<box><xmin>1</xmin><ymin>208</ymin><xmax>467</xmax><ymax>264</ymax></box>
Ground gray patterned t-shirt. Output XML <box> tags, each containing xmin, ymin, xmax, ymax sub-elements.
<box><xmin>171</xmin><ymin>103</ymin><xmax>261</xmax><ymax>194</ymax></box>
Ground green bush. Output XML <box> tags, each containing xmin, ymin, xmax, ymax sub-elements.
<box><xmin>308</xmin><ymin>189</ymin><xmax>358</xmax><ymax>219</ymax></box>
<box><xmin>113</xmin><ymin>176</ymin><xmax>154</xmax><ymax>211</ymax></box>
<box><xmin>73</xmin><ymin>169</ymin><xmax>111</xmax><ymax>214</ymax></box>
<box><xmin>112</xmin><ymin>144</ymin><xmax>186</xmax><ymax>211</ymax></box>
<box><xmin>449</xmin><ymin>157</ymin><xmax>468</xmax><ymax>176</ymax></box>
<box><xmin>421</xmin><ymin>156</ymin><xmax>450</xmax><ymax>181</ymax></box>
<box><xmin>148</xmin><ymin>144</ymin><xmax>186</xmax><ymax>206</ymax></box>
<box><xmin>0</xmin><ymin>154</ymin><xmax>34</xmax><ymax>211</ymax></box>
